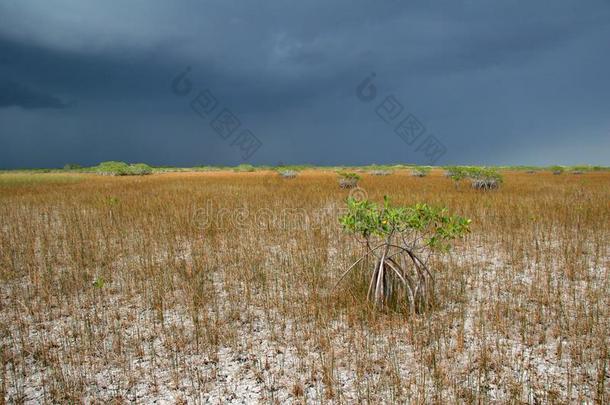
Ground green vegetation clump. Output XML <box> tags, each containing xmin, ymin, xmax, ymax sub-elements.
<box><xmin>468</xmin><ymin>166</ymin><xmax>502</xmax><ymax>181</ymax></box>
<box><xmin>550</xmin><ymin>165</ymin><xmax>564</xmax><ymax>175</ymax></box>
<box><xmin>338</xmin><ymin>171</ymin><xmax>361</xmax><ymax>180</ymax></box>
<box><xmin>63</xmin><ymin>163</ymin><xmax>83</xmax><ymax>171</ymax></box>
<box><xmin>94</xmin><ymin>161</ymin><xmax>152</xmax><ymax>176</ymax></box>
<box><xmin>445</xmin><ymin>166</ymin><xmax>468</xmax><ymax>182</ymax></box>
<box><xmin>338</xmin><ymin>171</ymin><xmax>361</xmax><ymax>188</ymax></box>
<box><xmin>444</xmin><ymin>166</ymin><xmax>503</xmax><ymax>190</ymax></box>
<box><xmin>95</xmin><ymin>161</ymin><xmax>131</xmax><ymax>175</ymax></box>
<box><xmin>338</xmin><ymin>196</ymin><xmax>470</xmax><ymax>313</ymax></box>
<box><xmin>129</xmin><ymin>163</ymin><xmax>153</xmax><ymax>175</ymax></box>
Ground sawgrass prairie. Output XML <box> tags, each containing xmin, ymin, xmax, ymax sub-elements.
<box><xmin>0</xmin><ymin>169</ymin><xmax>608</xmax><ymax>403</ymax></box>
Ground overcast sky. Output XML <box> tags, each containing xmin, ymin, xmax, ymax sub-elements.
<box><xmin>1</xmin><ymin>0</ymin><xmax>609</xmax><ymax>168</ymax></box>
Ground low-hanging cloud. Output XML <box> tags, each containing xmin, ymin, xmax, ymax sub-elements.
<box><xmin>0</xmin><ymin>81</ymin><xmax>67</xmax><ymax>109</ymax></box>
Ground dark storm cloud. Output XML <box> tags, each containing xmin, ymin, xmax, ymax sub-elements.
<box><xmin>0</xmin><ymin>81</ymin><xmax>67</xmax><ymax>109</ymax></box>
<box><xmin>0</xmin><ymin>0</ymin><xmax>609</xmax><ymax>168</ymax></box>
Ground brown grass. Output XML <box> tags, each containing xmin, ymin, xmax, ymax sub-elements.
<box><xmin>0</xmin><ymin>169</ymin><xmax>608</xmax><ymax>403</ymax></box>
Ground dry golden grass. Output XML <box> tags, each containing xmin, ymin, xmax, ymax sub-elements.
<box><xmin>0</xmin><ymin>169</ymin><xmax>608</xmax><ymax>403</ymax></box>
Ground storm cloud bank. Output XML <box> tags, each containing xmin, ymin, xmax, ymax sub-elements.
<box><xmin>1</xmin><ymin>0</ymin><xmax>609</xmax><ymax>168</ymax></box>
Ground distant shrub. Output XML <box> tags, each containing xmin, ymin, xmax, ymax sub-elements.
<box><xmin>129</xmin><ymin>163</ymin><xmax>153</xmax><ymax>175</ymax></box>
<box><xmin>467</xmin><ymin>167</ymin><xmax>503</xmax><ymax>190</ymax></box>
<box><xmin>411</xmin><ymin>166</ymin><xmax>431</xmax><ymax>177</ymax></box>
<box><xmin>467</xmin><ymin>167</ymin><xmax>502</xmax><ymax>180</ymax></box>
<box><xmin>445</xmin><ymin>166</ymin><xmax>468</xmax><ymax>184</ymax></box>
<box><xmin>338</xmin><ymin>171</ymin><xmax>360</xmax><ymax>188</ymax></box>
<box><xmin>63</xmin><ymin>163</ymin><xmax>82</xmax><ymax>170</ymax></box>
<box><xmin>94</xmin><ymin>161</ymin><xmax>152</xmax><ymax>176</ymax></box>
<box><xmin>95</xmin><ymin>161</ymin><xmax>131</xmax><ymax>176</ymax></box>
<box><xmin>550</xmin><ymin>166</ymin><xmax>564</xmax><ymax>175</ymax></box>
<box><xmin>444</xmin><ymin>166</ymin><xmax>503</xmax><ymax>190</ymax></box>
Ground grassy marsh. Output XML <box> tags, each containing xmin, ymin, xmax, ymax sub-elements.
<box><xmin>0</xmin><ymin>169</ymin><xmax>608</xmax><ymax>403</ymax></box>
